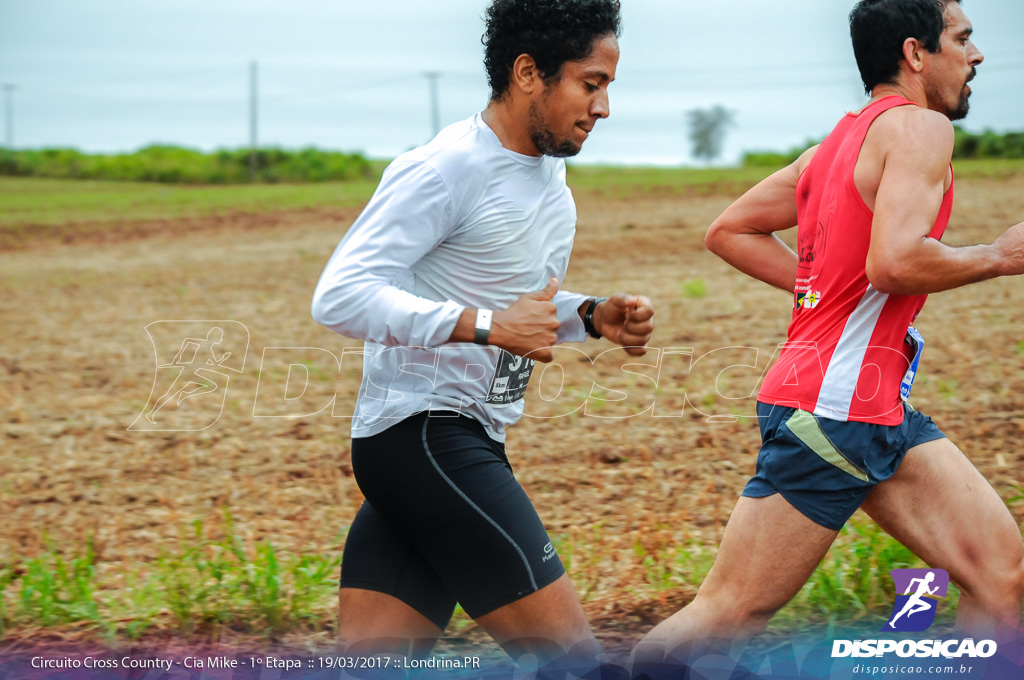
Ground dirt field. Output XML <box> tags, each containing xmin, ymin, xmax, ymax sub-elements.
<box><xmin>1</xmin><ymin>173</ymin><xmax>1023</xmax><ymax>653</ymax></box>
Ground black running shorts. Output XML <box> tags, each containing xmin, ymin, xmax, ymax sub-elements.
<box><xmin>340</xmin><ymin>411</ymin><xmax>565</xmax><ymax>629</ymax></box>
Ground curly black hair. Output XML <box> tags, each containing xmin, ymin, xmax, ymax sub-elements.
<box><xmin>483</xmin><ymin>0</ymin><xmax>622</xmax><ymax>101</ymax></box>
<box><xmin>850</xmin><ymin>0</ymin><xmax>960</xmax><ymax>94</ymax></box>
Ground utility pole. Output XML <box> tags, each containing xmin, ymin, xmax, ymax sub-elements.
<box><xmin>2</xmin><ymin>84</ymin><xmax>13</xmax><ymax>149</ymax></box>
<box><xmin>424</xmin><ymin>72</ymin><xmax>442</xmax><ymax>139</ymax></box>
<box><xmin>249</xmin><ymin>61</ymin><xmax>258</xmax><ymax>181</ymax></box>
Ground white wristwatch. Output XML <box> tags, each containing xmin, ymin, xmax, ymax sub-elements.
<box><xmin>474</xmin><ymin>309</ymin><xmax>493</xmax><ymax>345</ymax></box>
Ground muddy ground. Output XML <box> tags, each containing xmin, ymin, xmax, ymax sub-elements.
<box><xmin>1</xmin><ymin>175</ymin><xmax>1023</xmax><ymax>655</ymax></box>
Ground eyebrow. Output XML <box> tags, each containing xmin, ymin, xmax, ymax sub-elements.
<box><xmin>582</xmin><ymin>69</ymin><xmax>614</xmax><ymax>83</ymax></box>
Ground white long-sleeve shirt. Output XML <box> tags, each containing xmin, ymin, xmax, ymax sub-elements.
<box><xmin>311</xmin><ymin>113</ymin><xmax>589</xmax><ymax>441</ymax></box>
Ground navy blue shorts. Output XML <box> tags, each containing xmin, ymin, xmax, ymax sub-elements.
<box><xmin>742</xmin><ymin>402</ymin><xmax>946</xmax><ymax>530</ymax></box>
<box><xmin>340</xmin><ymin>411</ymin><xmax>565</xmax><ymax>630</ymax></box>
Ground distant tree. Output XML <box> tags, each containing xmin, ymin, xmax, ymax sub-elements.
<box><xmin>686</xmin><ymin>105</ymin><xmax>736</xmax><ymax>164</ymax></box>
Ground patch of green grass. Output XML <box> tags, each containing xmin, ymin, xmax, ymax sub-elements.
<box><xmin>0</xmin><ymin>513</ymin><xmax>983</xmax><ymax>640</ymax></box>
<box><xmin>4</xmin><ymin>159</ymin><xmax>1019</xmax><ymax>249</ymax></box>
<box><xmin>681</xmin><ymin>278</ymin><xmax>708</xmax><ymax>299</ymax></box>
<box><xmin>937</xmin><ymin>379</ymin><xmax>961</xmax><ymax>401</ymax></box>
<box><xmin>0</xmin><ymin>146</ymin><xmax>376</xmax><ymax>184</ymax></box>
<box><xmin>447</xmin><ymin>605</ymin><xmax>475</xmax><ymax>632</ymax></box>
<box><xmin>13</xmin><ymin>536</ymin><xmax>103</xmax><ymax>630</ymax></box>
<box><xmin>626</xmin><ymin>518</ymin><xmax>945</xmax><ymax>630</ymax></box>
<box><xmin>0</xmin><ymin>564</ymin><xmax>14</xmax><ymax>638</ymax></box>
<box><xmin>566</xmin><ymin>164</ymin><xmax>775</xmax><ymax>199</ymax></box>
<box><xmin>586</xmin><ymin>392</ymin><xmax>607</xmax><ymax>413</ymax></box>
<box><xmin>634</xmin><ymin>539</ymin><xmax>717</xmax><ymax>593</ymax></box>
<box><xmin>950</xmin><ymin>158</ymin><xmax>1024</xmax><ymax>179</ymax></box>
<box><xmin>150</xmin><ymin>516</ymin><xmax>342</xmax><ymax>636</ymax></box>
<box><xmin>1</xmin><ymin>515</ymin><xmax>343</xmax><ymax>640</ymax></box>
<box><xmin>785</xmin><ymin>521</ymin><xmax>914</xmax><ymax>625</ymax></box>
<box><xmin>0</xmin><ymin>176</ymin><xmax>381</xmax><ymax>235</ymax></box>
<box><xmin>569</xmin><ymin>158</ymin><xmax>1023</xmax><ymax>197</ymax></box>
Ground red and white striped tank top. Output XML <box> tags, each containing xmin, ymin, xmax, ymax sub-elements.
<box><xmin>758</xmin><ymin>96</ymin><xmax>954</xmax><ymax>425</ymax></box>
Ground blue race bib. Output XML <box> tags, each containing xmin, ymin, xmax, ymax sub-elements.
<box><xmin>900</xmin><ymin>327</ymin><xmax>925</xmax><ymax>401</ymax></box>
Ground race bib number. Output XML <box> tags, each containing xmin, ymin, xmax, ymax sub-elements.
<box><xmin>900</xmin><ymin>327</ymin><xmax>925</xmax><ymax>401</ymax></box>
<box><xmin>486</xmin><ymin>350</ymin><xmax>536</xmax><ymax>404</ymax></box>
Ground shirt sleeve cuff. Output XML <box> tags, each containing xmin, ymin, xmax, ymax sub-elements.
<box><xmin>425</xmin><ymin>300</ymin><xmax>467</xmax><ymax>347</ymax></box>
<box><xmin>553</xmin><ymin>290</ymin><xmax>589</xmax><ymax>344</ymax></box>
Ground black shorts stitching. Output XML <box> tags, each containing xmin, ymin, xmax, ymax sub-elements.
<box><xmin>418</xmin><ymin>417</ymin><xmax>538</xmax><ymax>591</ymax></box>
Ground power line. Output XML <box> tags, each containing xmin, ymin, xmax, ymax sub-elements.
<box><xmin>249</xmin><ymin>60</ymin><xmax>258</xmax><ymax>181</ymax></box>
<box><xmin>6</xmin><ymin>59</ymin><xmax>1022</xmax><ymax>154</ymax></box>
<box><xmin>2</xmin><ymin>84</ymin><xmax>13</xmax><ymax>149</ymax></box>
<box><xmin>424</xmin><ymin>71</ymin><xmax>442</xmax><ymax>139</ymax></box>
<box><xmin>10</xmin><ymin>57</ymin><xmax>1024</xmax><ymax>104</ymax></box>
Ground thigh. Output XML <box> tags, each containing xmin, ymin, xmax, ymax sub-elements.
<box><xmin>340</xmin><ymin>500</ymin><xmax>457</xmax><ymax>631</ymax></box>
<box><xmin>700</xmin><ymin>494</ymin><xmax>838</xmax><ymax>615</ymax></box>
<box><xmin>337</xmin><ymin>589</ymin><xmax>442</xmax><ymax>657</ymax></box>
<box><xmin>861</xmin><ymin>436</ymin><xmax>1022</xmax><ymax>592</ymax></box>
<box><xmin>353</xmin><ymin>412</ymin><xmax>566</xmax><ymax>621</ymax></box>
<box><xmin>475</xmin><ymin>574</ymin><xmax>598</xmax><ymax>669</ymax></box>
<box><xmin>637</xmin><ymin>494</ymin><xmax>837</xmax><ymax>652</ymax></box>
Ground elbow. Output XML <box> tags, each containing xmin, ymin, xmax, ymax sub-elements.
<box><xmin>310</xmin><ymin>293</ymin><xmax>331</xmax><ymax>328</ymax></box>
<box><xmin>310</xmin><ymin>278</ymin><xmax>354</xmax><ymax>330</ymax></box>
<box><xmin>864</xmin><ymin>258</ymin><xmax>906</xmax><ymax>295</ymax></box>
<box><xmin>310</xmin><ymin>291</ymin><xmax>335</xmax><ymax>328</ymax></box>
<box><xmin>705</xmin><ymin>219</ymin><xmax>729</xmax><ymax>255</ymax></box>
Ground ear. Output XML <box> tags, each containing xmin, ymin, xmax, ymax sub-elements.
<box><xmin>511</xmin><ymin>53</ymin><xmax>541</xmax><ymax>95</ymax></box>
<box><xmin>902</xmin><ymin>36</ymin><xmax>926</xmax><ymax>74</ymax></box>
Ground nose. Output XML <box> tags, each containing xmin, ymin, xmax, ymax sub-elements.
<box><xmin>591</xmin><ymin>88</ymin><xmax>610</xmax><ymax>119</ymax></box>
<box><xmin>969</xmin><ymin>40</ymin><xmax>984</xmax><ymax>66</ymax></box>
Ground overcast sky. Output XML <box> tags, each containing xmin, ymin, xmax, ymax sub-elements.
<box><xmin>1</xmin><ymin>0</ymin><xmax>1022</xmax><ymax>165</ymax></box>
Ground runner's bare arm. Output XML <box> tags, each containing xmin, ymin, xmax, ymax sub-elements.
<box><xmin>448</xmin><ymin>279</ymin><xmax>561</xmax><ymax>362</ymax></box>
<box><xmin>867</xmin><ymin>108</ymin><xmax>1024</xmax><ymax>294</ymax></box>
<box><xmin>451</xmin><ymin>287</ymin><xmax>655</xmax><ymax>360</ymax></box>
<box><xmin>704</xmin><ymin>145</ymin><xmax>818</xmax><ymax>293</ymax></box>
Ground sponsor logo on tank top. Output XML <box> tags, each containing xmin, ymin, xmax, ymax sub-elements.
<box><xmin>796</xmin><ymin>290</ymin><xmax>823</xmax><ymax>310</ymax></box>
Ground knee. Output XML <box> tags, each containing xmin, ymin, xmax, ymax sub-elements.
<box><xmin>691</xmin><ymin>583</ymin><xmax>780</xmax><ymax>634</ymax></box>
<box><xmin>958</xmin><ymin>540</ymin><xmax>1024</xmax><ymax>605</ymax></box>
<box><xmin>728</xmin><ymin>600</ymin><xmax>781</xmax><ymax>633</ymax></box>
<box><xmin>996</xmin><ymin>552</ymin><xmax>1024</xmax><ymax>604</ymax></box>
<box><xmin>502</xmin><ymin>633</ymin><xmax>601</xmax><ymax>673</ymax></box>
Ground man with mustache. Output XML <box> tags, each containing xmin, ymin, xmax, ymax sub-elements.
<box><xmin>312</xmin><ymin>0</ymin><xmax>653</xmax><ymax>674</ymax></box>
<box><xmin>636</xmin><ymin>0</ymin><xmax>1024</xmax><ymax>663</ymax></box>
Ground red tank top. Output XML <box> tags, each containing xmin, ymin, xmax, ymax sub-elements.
<box><xmin>758</xmin><ymin>96</ymin><xmax>954</xmax><ymax>425</ymax></box>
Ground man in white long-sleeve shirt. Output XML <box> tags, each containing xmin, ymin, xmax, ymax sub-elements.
<box><xmin>310</xmin><ymin>0</ymin><xmax>654</xmax><ymax>672</ymax></box>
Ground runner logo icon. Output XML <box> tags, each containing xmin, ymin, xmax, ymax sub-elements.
<box><xmin>130</xmin><ymin>321</ymin><xmax>249</xmax><ymax>432</ymax></box>
<box><xmin>882</xmin><ymin>568</ymin><xmax>949</xmax><ymax>632</ymax></box>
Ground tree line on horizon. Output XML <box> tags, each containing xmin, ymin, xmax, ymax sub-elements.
<box><xmin>0</xmin><ymin>126</ymin><xmax>1020</xmax><ymax>185</ymax></box>
<box><xmin>743</xmin><ymin>126</ymin><xmax>1024</xmax><ymax>168</ymax></box>
<box><xmin>0</xmin><ymin>145</ymin><xmax>373</xmax><ymax>184</ymax></box>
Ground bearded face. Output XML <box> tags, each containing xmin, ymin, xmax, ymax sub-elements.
<box><xmin>527</xmin><ymin>98</ymin><xmax>583</xmax><ymax>158</ymax></box>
